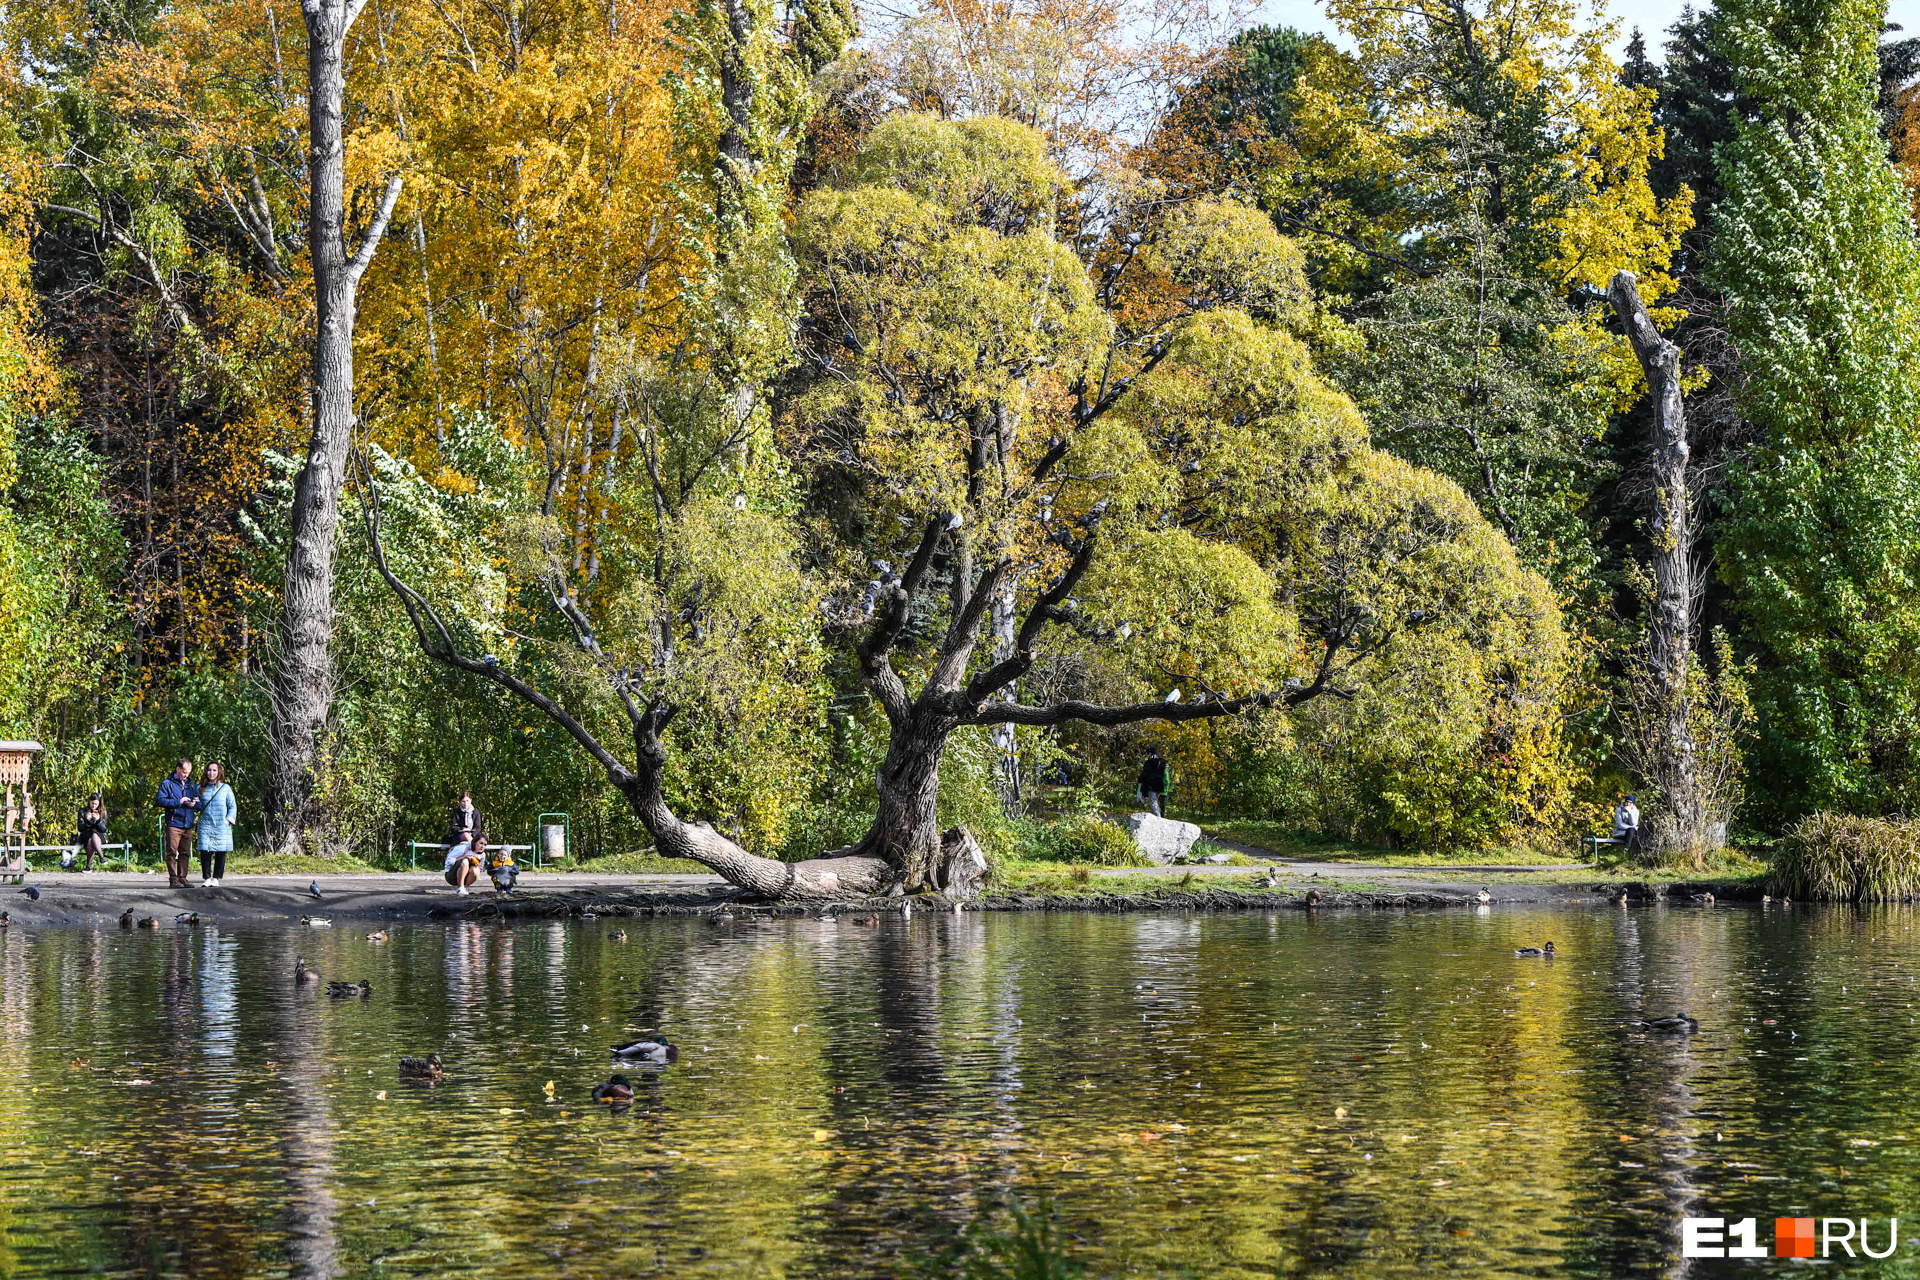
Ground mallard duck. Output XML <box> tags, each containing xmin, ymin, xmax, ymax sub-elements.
<box><xmin>294</xmin><ymin>958</ymin><xmax>320</xmax><ymax>985</ymax></box>
<box><xmin>302</xmin><ymin>915</ymin><xmax>332</xmax><ymax>928</ymax></box>
<box><xmin>175</xmin><ymin>912</ymin><xmax>200</xmax><ymax>927</ymax></box>
<box><xmin>1475</xmin><ymin>887</ymin><xmax>1492</xmax><ymax>904</ymax></box>
<box><xmin>0</xmin><ymin>910</ymin><xmax>8</xmax><ymax>927</ymax></box>
<box><xmin>398</xmin><ymin>1053</ymin><xmax>444</xmax><ymax>1079</ymax></box>
<box><xmin>608</xmin><ymin>929</ymin><xmax>628</xmax><ymax>942</ymax></box>
<box><xmin>366</xmin><ymin>930</ymin><xmax>389</xmax><ymax>943</ymax></box>
<box><xmin>609</xmin><ymin>1038</ymin><xmax>678</xmax><ymax>1063</ymax></box>
<box><xmin>592</xmin><ymin>1073</ymin><xmax>635</xmax><ymax>1103</ymax></box>
<box><xmin>1690</xmin><ymin>891</ymin><xmax>1716</xmax><ymax>904</ymax></box>
<box><xmin>119</xmin><ymin>908</ymin><xmax>134</xmax><ymax>930</ymax></box>
<box><xmin>1515</xmin><ymin>941</ymin><xmax>1556</xmax><ymax>957</ymax></box>
<box><xmin>1639</xmin><ymin>1012</ymin><xmax>1698</xmax><ymax>1034</ymax></box>
<box><xmin>1304</xmin><ymin>889</ymin><xmax>1321</xmax><ymax>907</ymax></box>
<box><xmin>136</xmin><ymin>916</ymin><xmax>158</xmax><ymax>929</ymax></box>
<box><xmin>1256</xmin><ymin>869</ymin><xmax>1279</xmax><ymax>888</ymax></box>
<box><xmin>327</xmin><ymin>980</ymin><xmax>372</xmax><ymax>998</ymax></box>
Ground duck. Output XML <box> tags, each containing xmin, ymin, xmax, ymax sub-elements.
<box><xmin>609</xmin><ymin>1038</ymin><xmax>679</xmax><ymax>1063</ymax></box>
<box><xmin>1638</xmin><ymin>1012</ymin><xmax>1699</xmax><ymax>1034</ymax></box>
<box><xmin>294</xmin><ymin>958</ymin><xmax>320</xmax><ymax>985</ymax></box>
<box><xmin>0</xmin><ymin>910</ymin><xmax>8</xmax><ymax>927</ymax></box>
<box><xmin>1762</xmin><ymin>894</ymin><xmax>1773</xmax><ymax>904</ymax></box>
<box><xmin>302</xmin><ymin>915</ymin><xmax>332</xmax><ymax>928</ymax></box>
<box><xmin>1515</xmin><ymin>941</ymin><xmax>1556</xmax><ymax>957</ymax></box>
<box><xmin>398</xmin><ymin>1053</ymin><xmax>445</xmax><ymax>1079</ymax></box>
<box><xmin>1690</xmin><ymin>891</ymin><xmax>1716</xmax><ymax>905</ymax></box>
<box><xmin>608</xmin><ymin>929</ymin><xmax>628</xmax><ymax>942</ymax></box>
<box><xmin>1475</xmin><ymin>887</ymin><xmax>1492</xmax><ymax>904</ymax></box>
<box><xmin>137</xmin><ymin>916</ymin><xmax>158</xmax><ymax>929</ymax></box>
<box><xmin>327</xmin><ymin>980</ymin><xmax>372</xmax><ymax>998</ymax></box>
<box><xmin>175</xmin><ymin>912</ymin><xmax>200</xmax><ymax>927</ymax></box>
<box><xmin>1304</xmin><ymin>889</ymin><xmax>1321</xmax><ymax>907</ymax></box>
<box><xmin>119</xmin><ymin>908</ymin><xmax>134</xmax><ymax>930</ymax></box>
<box><xmin>366</xmin><ymin>930</ymin><xmax>389</xmax><ymax>943</ymax></box>
<box><xmin>1256</xmin><ymin>869</ymin><xmax>1279</xmax><ymax>888</ymax></box>
<box><xmin>591</xmin><ymin>1073</ymin><xmax>635</xmax><ymax>1103</ymax></box>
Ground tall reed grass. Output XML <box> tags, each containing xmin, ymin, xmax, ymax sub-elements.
<box><xmin>1772</xmin><ymin>812</ymin><xmax>1920</xmax><ymax>901</ymax></box>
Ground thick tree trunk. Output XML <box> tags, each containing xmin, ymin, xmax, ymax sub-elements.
<box><xmin>268</xmin><ymin>0</ymin><xmax>399</xmax><ymax>853</ymax></box>
<box><xmin>1610</xmin><ymin>271</ymin><xmax>1701</xmax><ymax>854</ymax></box>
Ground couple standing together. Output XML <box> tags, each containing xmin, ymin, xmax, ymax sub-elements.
<box><xmin>156</xmin><ymin>757</ymin><xmax>239</xmax><ymax>888</ymax></box>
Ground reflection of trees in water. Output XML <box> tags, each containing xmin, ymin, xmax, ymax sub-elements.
<box><xmin>275</xmin><ymin>931</ymin><xmax>341</xmax><ymax>1280</ymax></box>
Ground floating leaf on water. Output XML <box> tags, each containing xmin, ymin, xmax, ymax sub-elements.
<box><xmin>1335</xmin><ymin>1107</ymin><xmax>1348</xmax><ymax>1119</ymax></box>
<box><xmin>376</xmin><ymin>1091</ymin><xmax>387</xmax><ymax>1100</ymax></box>
<box><xmin>813</xmin><ymin>1129</ymin><xmax>831</xmax><ymax>1142</ymax></box>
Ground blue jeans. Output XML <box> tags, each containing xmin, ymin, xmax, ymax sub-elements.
<box><xmin>1145</xmin><ymin>791</ymin><xmax>1163</xmax><ymax>817</ymax></box>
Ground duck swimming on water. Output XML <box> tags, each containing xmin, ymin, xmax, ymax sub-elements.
<box><xmin>1638</xmin><ymin>1012</ymin><xmax>1699</xmax><ymax>1034</ymax></box>
<box><xmin>398</xmin><ymin>1053</ymin><xmax>445</xmax><ymax>1079</ymax></box>
<box><xmin>119</xmin><ymin>908</ymin><xmax>134</xmax><ymax>930</ymax></box>
<box><xmin>1515</xmin><ymin>942</ymin><xmax>1556</xmax><ymax>957</ymax></box>
<box><xmin>294</xmin><ymin>958</ymin><xmax>320</xmax><ymax>985</ymax></box>
<box><xmin>610</xmin><ymin>1038</ymin><xmax>678</xmax><ymax>1063</ymax></box>
<box><xmin>327</xmin><ymin>980</ymin><xmax>372</xmax><ymax>998</ymax></box>
<box><xmin>592</xmin><ymin>1073</ymin><xmax>635</xmax><ymax>1103</ymax></box>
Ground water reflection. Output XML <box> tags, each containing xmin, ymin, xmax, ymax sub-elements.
<box><xmin>9</xmin><ymin>907</ymin><xmax>1920</xmax><ymax>1275</ymax></box>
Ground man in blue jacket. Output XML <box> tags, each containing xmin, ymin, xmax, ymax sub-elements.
<box><xmin>156</xmin><ymin>758</ymin><xmax>202</xmax><ymax>888</ymax></box>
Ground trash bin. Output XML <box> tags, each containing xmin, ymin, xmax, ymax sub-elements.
<box><xmin>542</xmin><ymin>822</ymin><xmax>567</xmax><ymax>863</ymax></box>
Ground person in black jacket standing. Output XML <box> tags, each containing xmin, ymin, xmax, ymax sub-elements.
<box><xmin>1137</xmin><ymin>749</ymin><xmax>1170</xmax><ymax>818</ymax></box>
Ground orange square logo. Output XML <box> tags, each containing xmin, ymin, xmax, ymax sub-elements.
<box><xmin>1776</xmin><ymin>1218</ymin><xmax>1816</xmax><ymax>1258</ymax></box>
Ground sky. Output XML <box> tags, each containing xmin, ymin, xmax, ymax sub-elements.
<box><xmin>1248</xmin><ymin>0</ymin><xmax>1920</xmax><ymax>57</ymax></box>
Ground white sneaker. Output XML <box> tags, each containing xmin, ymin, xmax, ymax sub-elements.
<box><xmin>205</xmin><ymin>879</ymin><xmax>219</xmax><ymax>889</ymax></box>
<box><xmin>457</xmin><ymin>886</ymin><xmax>469</xmax><ymax>896</ymax></box>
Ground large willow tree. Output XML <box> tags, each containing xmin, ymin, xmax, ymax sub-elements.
<box><xmin>373</xmin><ymin>111</ymin><xmax>1565</xmax><ymax>896</ymax></box>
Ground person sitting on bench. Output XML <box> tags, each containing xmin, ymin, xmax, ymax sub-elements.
<box><xmin>74</xmin><ymin>794</ymin><xmax>109</xmax><ymax>872</ymax></box>
<box><xmin>1612</xmin><ymin>794</ymin><xmax>1641</xmax><ymax>853</ymax></box>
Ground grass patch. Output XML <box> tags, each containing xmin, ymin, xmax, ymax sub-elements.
<box><xmin>1204</xmin><ymin>819</ymin><xmax>1589</xmax><ymax>867</ymax></box>
<box><xmin>222</xmin><ymin>851</ymin><xmax>388</xmax><ymax>876</ymax></box>
<box><xmin>550</xmin><ymin>850</ymin><xmax>714</xmax><ymax>875</ymax></box>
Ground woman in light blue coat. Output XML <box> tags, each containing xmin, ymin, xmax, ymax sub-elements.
<box><xmin>196</xmin><ymin>761</ymin><xmax>238</xmax><ymax>888</ymax></box>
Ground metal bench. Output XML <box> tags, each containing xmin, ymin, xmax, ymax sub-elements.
<box><xmin>2</xmin><ymin>842</ymin><xmax>136</xmax><ymax>879</ymax></box>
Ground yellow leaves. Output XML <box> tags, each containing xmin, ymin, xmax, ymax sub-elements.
<box><xmin>1143</xmin><ymin>199</ymin><xmax>1310</xmax><ymax>324</ymax></box>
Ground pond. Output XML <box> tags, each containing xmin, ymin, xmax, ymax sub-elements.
<box><xmin>2</xmin><ymin>904</ymin><xmax>1919</xmax><ymax>1277</ymax></box>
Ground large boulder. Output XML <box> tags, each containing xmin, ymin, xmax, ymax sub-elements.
<box><xmin>1127</xmin><ymin>813</ymin><xmax>1202</xmax><ymax>865</ymax></box>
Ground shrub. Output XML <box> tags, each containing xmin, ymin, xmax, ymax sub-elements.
<box><xmin>1773</xmin><ymin>812</ymin><xmax>1920</xmax><ymax>901</ymax></box>
<box><xmin>1024</xmin><ymin>814</ymin><xmax>1146</xmax><ymax>867</ymax></box>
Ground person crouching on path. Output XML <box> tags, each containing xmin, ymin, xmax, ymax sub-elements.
<box><xmin>196</xmin><ymin>761</ymin><xmax>237</xmax><ymax>888</ymax></box>
<box><xmin>445</xmin><ymin>834</ymin><xmax>485</xmax><ymax>895</ymax></box>
<box><xmin>1137</xmin><ymin>748</ymin><xmax>1171</xmax><ymax>818</ymax></box>
<box><xmin>156</xmin><ymin>757</ymin><xmax>202</xmax><ymax>888</ymax></box>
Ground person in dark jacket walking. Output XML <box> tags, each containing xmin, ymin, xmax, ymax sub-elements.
<box><xmin>1137</xmin><ymin>749</ymin><xmax>1171</xmax><ymax>818</ymax></box>
<box><xmin>155</xmin><ymin>758</ymin><xmax>202</xmax><ymax>887</ymax></box>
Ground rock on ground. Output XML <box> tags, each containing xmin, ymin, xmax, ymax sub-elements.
<box><xmin>1127</xmin><ymin>813</ymin><xmax>1202</xmax><ymax>865</ymax></box>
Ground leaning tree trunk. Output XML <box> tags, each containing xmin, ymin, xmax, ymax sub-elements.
<box><xmin>1609</xmin><ymin>270</ymin><xmax>1702</xmax><ymax>855</ymax></box>
<box><xmin>267</xmin><ymin>0</ymin><xmax>400</xmax><ymax>853</ymax></box>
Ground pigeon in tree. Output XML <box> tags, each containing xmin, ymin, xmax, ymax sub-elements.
<box><xmin>310</xmin><ymin>880</ymin><xmax>324</xmax><ymax>900</ymax></box>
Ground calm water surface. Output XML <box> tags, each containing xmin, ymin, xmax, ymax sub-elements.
<box><xmin>4</xmin><ymin>905</ymin><xmax>1920</xmax><ymax>1276</ymax></box>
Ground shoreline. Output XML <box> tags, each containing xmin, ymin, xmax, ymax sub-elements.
<box><xmin>0</xmin><ymin>870</ymin><xmax>1771</xmax><ymax>927</ymax></box>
